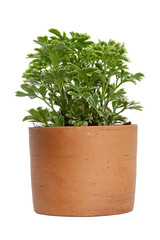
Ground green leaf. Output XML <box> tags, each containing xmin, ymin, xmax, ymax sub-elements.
<box><xmin>38</xmin><ymin>108</ymin><xmax>49</xmax><ymax>123</ymax></box>
<box><xmin>23</xmin><ymin>115</ymin><xmax>34</xmax><ymax>121</ymax></box>
<box><xmin>54</xmin><ymin>43</ymin><xmax>67</xmax><ymax>51</ymax></box>
<box><xmin>28</xmin><ymin>108</ymin><xmax>43</xmax><ymax>122</ymax></box>
<box><xmin>52</xmin><ymin>116</ymin><xmax>64</xmax><ymax>126</ymax></box>
<box><xmin>16</xmin><ymin>91</ymin><xmax>28</xmax><ymax>97</ymax></box>
<box><xmin>75</xmin><ymin>120</ymin><xmax>88</xmax><ymax>126</ymax></box>
<box><xmin>74</xmin><ymin>78</ymin><xmax>80</xmax><ymax>92</ymax></box>
<box><xmin>39</xmin><ymin>86</ymin><xmax>46</xmax><ymax>98</ymax></box>
<box><xmin>67</xmin><ymin>91</ymin><xmax>79</xmax><ymax>97</ymax></box>
<box><xmin>133</xmin><ymin>72</ymin><xmax>144</xmax><ymax>81</ymax></box>
<box><xmin>49</xmin><ymin>29</ymin><xmax>63</xmax><ymax>39</ymax></box>
<box><xmin>82</xmin><ymin>92</ymin><xmax>91</xmax><ymax>99</ymax></box>
<box><xmin>37</xmin><ymin>36</ymin><xmax>48</xmax><ymax>44</ymax></box>
<box><xmin>87</xmin><ymin>94</ymin><xmax>98</xmax><ymax>108</ymax></box>
<box><xmin>128</xmin><ymin>101</ymin><xmax>143</xmax><ymax>111</ymax></box>
<box><xmin>20</xmin><ymin>84</ymin><xmax>37</xmax><ymax>99</ymax></box>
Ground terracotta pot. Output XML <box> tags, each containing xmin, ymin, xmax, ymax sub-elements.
<box><xmin>29</xmin><ymin>125</ymin><xmax>137</xmax><ymax>216</ymax></box>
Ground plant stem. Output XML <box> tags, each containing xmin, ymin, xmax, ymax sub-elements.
<box><xmin>101</xmin><ymin>61</ymin><xmax>107</xmax><ymax>106</ymax></box>
<box><xmin>103</xmin><ymin>82</ymin><xmax>122</xmax><ymax>109</ymax></box>
<box><xmin>37</xmin><ymin>96</ymin><xmax>53</xmax><ymax>111</ymax></box>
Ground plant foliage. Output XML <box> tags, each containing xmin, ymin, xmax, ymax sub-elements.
<box><xmin>16</xmin><ymin>28</ymin><xmax>144</xmax><ymax>127</ymax></box>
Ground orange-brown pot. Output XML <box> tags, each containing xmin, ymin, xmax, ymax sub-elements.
<box><xmin>29</xmin><ymin>125</ymin><xmax>137</xmax><ymax>216</ymax></box>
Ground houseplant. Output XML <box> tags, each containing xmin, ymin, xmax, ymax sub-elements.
<box><xmin>16</xmin><ymin>28</ymin><xmax>144</xmax><ymax>216</ymax></box>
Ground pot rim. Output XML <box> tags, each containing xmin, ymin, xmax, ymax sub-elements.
<box><xmin>29</xmin><ymin>124</ymin><xmax>137</xmax><ymax>130</ymax></box>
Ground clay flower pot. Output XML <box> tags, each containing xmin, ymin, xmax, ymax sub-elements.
<box><xmin>29</xmin><ymin>125</ymin><xmax>137</xmax><ymax>216</ymax></box>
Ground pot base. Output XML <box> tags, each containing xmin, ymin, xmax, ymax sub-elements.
<box><xmin>34</xmin><ymin>208</ymin><xmax>133</xmax><ymax>217</ymax></box>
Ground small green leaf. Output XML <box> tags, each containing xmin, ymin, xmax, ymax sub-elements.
<box><xmin>52</xmin><ymin>116</ymin><xmax>64</xmax><ymax>126</ymax></box>
<box><xmin>67</xmin><ymin>91</ymin><xmax>79</xmax><ymax>97</ymax></box>
<box><xmin>49</xmin><ymin>29</ymin><xmax>63</xmax><ymax>39</ymax></box>
<box><xmin>23</xmin><ymin>115</ymin><xmax>34</xmax><ymax>122</ymax></box>
<box><xmin>54</xmin><ymin>43</ymin><xmax>67</xmax><ymax>51</ymax></box>
<box><xmin>16</xmin><ymin>91</ymin><xmax>28</xmax><ymax>97</ymax></box>
<box><xmin>133</xmin><ymin>72</ymin><xmax>144</xmax><ymax>81</ymax></box>
<box><xmin>27</xmin><ymin>109</ymin><xmax>43</xmax><ymax>122</ymax></box>
<box><xmin>39</xmin><ymin>86</ymin><xmax>46</xmax><ymax>98</ymax></box>
<box><xmin>20</xmin><ymin>84</ymin><xmax>37</xmax><ymax>99</ymax></box>
<box><xmin>87</xmin><ymin>94</ymin><xmax>98</xmax><ymax>108</ymax></box>
<box><xmin>38</xmin><ymin>108</ymin><xmax>49</xmax><ymax>125</ymax></box>
<box><xmin>82</xmin><ymin>92</ymin><xmax>90</xmax><ymax>99</ymax></box>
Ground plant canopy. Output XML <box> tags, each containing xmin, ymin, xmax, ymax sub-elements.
<box><xmin>16</xmin><ymin>28</ymin><xmax>144</xmax><ymax>127</ymax></box>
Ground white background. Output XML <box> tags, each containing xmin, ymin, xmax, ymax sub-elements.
<box><xmin>0</xmin><ymin>0</ymin><xmax>160</xmax><ymax>239</ymax></box>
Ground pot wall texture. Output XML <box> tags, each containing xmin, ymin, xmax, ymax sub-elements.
<box><xmin>29</xmin><ymin>125</ymin><xmax>137</xmax><ymax>216</ymax></box>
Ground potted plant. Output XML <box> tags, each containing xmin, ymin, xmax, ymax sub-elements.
<box><xmin>16</xmin><ymin>28</ymin><xmax>144</xmax><ymax>216</ymax></box>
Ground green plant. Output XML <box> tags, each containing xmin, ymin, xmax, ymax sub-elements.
<box><xmin>16</xmin><ymin>28</ymin><xmax>144</xmax><ymax>127</ymax></box>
